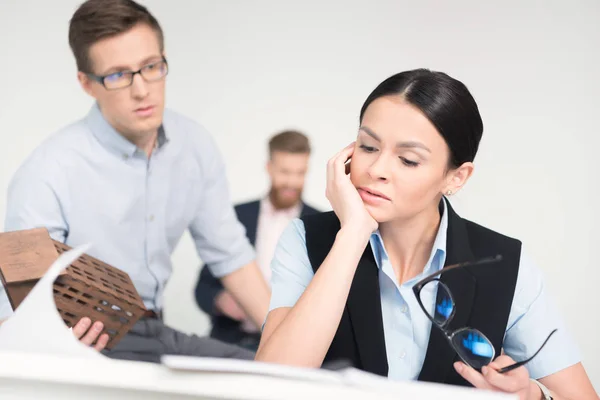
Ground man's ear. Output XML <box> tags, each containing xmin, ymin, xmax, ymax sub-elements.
<box><xmin>78</xmin><ymin>72</ymin><xmax>96</xmax><ymax>98</ymax></box>
<box><xmin>266</xmin><ymin>159</ymin><xmax>273</xmax><ymax>174</ymax></box>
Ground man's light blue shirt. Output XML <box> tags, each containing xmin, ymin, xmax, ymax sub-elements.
<box><xmin>269</xmin><ymin>200</ymin><xmax>581</xmax><ymax>381</ymax></box>
<box><xmin>1</xmin><ymin>104</ymin><xmax>255</xmax><ymax>318</ymax></box>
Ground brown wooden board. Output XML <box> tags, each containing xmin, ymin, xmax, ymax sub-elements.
<box><xmin>0</xmin><ymin>228</ymin><xmax>66</xmax><ymax>283</ymax></box>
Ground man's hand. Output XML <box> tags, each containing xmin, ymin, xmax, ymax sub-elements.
<box><xmin>72</xmin><ymin>317</ymin><xmax>110</xmax><ymax>351</ymax></box>
<box><xmin>221</xmin><ymin>261</ymin><xmax>270</xmax><ymax>328</ymax></box>
<box><xmin>215</xmin><ymin>290</ymin><xmax>247</xmax><ymax>321</ymax></box>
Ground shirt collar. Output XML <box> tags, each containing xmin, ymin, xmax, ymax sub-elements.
<box><xmin>370</xmin><ymin>198</ymin><xmax>448</xmax><ymax>275</ymax></box>
<box><xmin>85</xmin><ymin>103</ymin><xmax>168</xmax><ymax>159</ymax></box>
<box><xmin>260</xmin><ymin>196</ymin><xmax>303</xmax><ymax>217</ymax></box>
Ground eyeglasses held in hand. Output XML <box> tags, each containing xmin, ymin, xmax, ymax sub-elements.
<box><xmin>412</xmin><ymin>255</ymin><xmax>557</xmax><ymax>373</ymax></box>
<box><xmin>86</xmin><ymin>56</ymin><xmax>169</xmax><ymax>90</ymax></box>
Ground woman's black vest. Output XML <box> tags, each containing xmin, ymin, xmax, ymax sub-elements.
<box><xmin>301</xmin><ymin>201</ymin><xmax>521</xmax><ymax>386</ymax></box>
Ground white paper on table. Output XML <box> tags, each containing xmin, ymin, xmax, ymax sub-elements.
<box><xmin>162</xmin><ymin>355</ymin><xmax>342</xmax><ymax>384</ymax></box>
<box><xmin>161</xmin><ymin>355</ymin><xmax>516</xmax><ymax>400</ymax></box>
<box><xmin>161</xmin><ymin>355</ymin><xmax>515</xmax><ymax>399</ymax></box>
<box><xmin>0</xmin><ymin>243</ymin><xmax>105</xmax><ymax>359</ymax></box>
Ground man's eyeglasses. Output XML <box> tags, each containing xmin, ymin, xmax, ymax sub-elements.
<box><xmin>86</xmin><ymin>56</ymin><xmax>169</xmax><ymax>90</ymax></box>
<box><xmin>412</xmin><ymin>255</ymin><xmax>557</xmax><ymax>373</ymax></box>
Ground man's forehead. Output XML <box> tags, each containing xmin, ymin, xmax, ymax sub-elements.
<box><xmin>272</xmin><ymin>151</ymin><xmax>310</xmax><ymax>160</ymax></box>
<box><xmin>272</xmin><ymin>152</ymin><xmax>310</xmax><ymax>170</ymax></box>
<box><xmin>88</xmin><ymin>25</ymin><xmax>161</xmax><ymax>72</ymax></box>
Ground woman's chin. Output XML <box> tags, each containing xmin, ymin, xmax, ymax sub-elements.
<box><xmin>364</xmin><ymin>204</ymin><xmax>390</xmax><ymax>224</ymax></box>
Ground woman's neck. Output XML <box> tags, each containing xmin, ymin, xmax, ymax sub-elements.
<box><xmin>379</xmin><ymin>202</ymin><xmax>442</xmax><ymax>285</ymax></box>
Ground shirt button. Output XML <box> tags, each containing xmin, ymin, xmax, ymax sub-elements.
<box><xmin>399</xmin><ymin>350</ymin><xmax>406</xmax><ymax>359</ymax></box>
<box><xmin>149</xmin><ymin>215</ymin><xmax>155</xmax><ymax>222</ymax></box>
<box><xmin>400</xmin><ymin>304</ymin><xmax>408</xmax><ymax>313</ymax></box>
<box><xmin>122</xmin><ymin>154</ymin><xmax>129</xmax><ymax>160</ymax></box>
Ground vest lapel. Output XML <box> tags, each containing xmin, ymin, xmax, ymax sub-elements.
<box><xmin>237</xmin><ymin>201</ymin><xmax>260</xmax><ymax>246</ymax></box>
<box><xmin>418</xmin><ymin>200</ymin><xmax>477</xmax><ymax>383</ymax></box>
<box><xmin>302</xmin><ymin>212</ymin><xmax>388</xmax><ymax>376</ymax></box>
<box><xmin>346</xmin><ymin>244</ymin><xmax>389</xmax><ymax>376</ymax></box>
<box><xmin>300</xmin><ymin>203</ymin><xmax>309</xmax><ymax>217</ymax></box>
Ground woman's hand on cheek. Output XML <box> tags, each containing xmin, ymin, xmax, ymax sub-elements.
<box><xmin>326</xmin><ymin>142</ymin><xmax>377</xmax><ymax>236</ymax></box>
<box><xmin>454</xmin><ymin>356</ymin><xmax>538</xmax><ymax>400</ymax></box>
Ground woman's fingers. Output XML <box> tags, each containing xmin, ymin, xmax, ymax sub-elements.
<box><xmin>326</xmin><ymin>142</ymin><xmax>355</xmax><ymax>197</ymax></box>
<box><xmin>454</xmin><ymin>362</ymin><xmax>492</xmax><ymax>390</ymax></box>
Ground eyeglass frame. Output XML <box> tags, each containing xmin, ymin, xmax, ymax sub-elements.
<box><xmin>412</xmin><ymin>254</ymin><xmax>557</xmax><ymax>374</ymax></box>
<box><xmin>85</xmin><ymin>56</ymin><xmax>169</xmax><ymax>90</ymax></box>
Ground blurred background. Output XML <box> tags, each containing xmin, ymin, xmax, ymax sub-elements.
<box><xmin>0</xmin><ymin>0</ymin><xmax>598</xmax><ymax>388</ymax></box>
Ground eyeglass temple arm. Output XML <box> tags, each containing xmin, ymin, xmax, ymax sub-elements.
<box><xmin>413</xmin><ymin>254</ymin><xmax>503</xmax><ymax>293</ymax></box>
<box><xmin>86</xmin><ymin>73</ymin><xmax>104</xmax><ymax>84</ymax></box>
<box><xmin>497</xmin><ymin>329</ymin><xmax>558</xmax><ymax>374</ymax></box>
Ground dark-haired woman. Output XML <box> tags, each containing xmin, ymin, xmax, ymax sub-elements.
<box><xmin>255</xmin><ymin>69</ymin><xmax>598</xmax><ymax>399</ymax></box>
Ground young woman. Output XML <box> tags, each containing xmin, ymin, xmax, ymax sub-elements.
<box><xmin>255</xmin><ymin>69</ymin><xmax>598</xmax><ymax>399</ymax></box>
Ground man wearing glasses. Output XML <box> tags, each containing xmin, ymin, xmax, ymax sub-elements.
<box><xmin>0</xmin><ymin>0</ymin><xmax>269</xmax><ymax>362</ymax></box>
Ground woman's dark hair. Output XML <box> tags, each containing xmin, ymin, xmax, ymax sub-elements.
<box><xmin>359</xmin><ymin>69</ymin><xmax>483</xmax><ymax>168</ymax></box>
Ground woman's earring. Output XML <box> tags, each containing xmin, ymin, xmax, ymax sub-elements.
<box><xmin>446</xmin><ymin>190</ymin><xmax>453</xmax><ymax>196</ymax></box>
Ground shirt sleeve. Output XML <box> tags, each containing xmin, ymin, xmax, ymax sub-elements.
<box><xmin>187</xmin><ymin>133</ymin><xmax>255</xmax><ymax>278</ymax></box>
<box><xmin>2</xmin><ymin>152</ymin><xmax>69</xmax><ymax>319</ymax></box>
<box><xmin>268</xmin><ymin>219</ymin><xmax>315</xmax><ymax>311</ymax></box>
<box><xmin>503</xmin><ymin>247</ymin><xmax>581</xmax><ymax>379</ymax></box>
<box><xmin>4</xmin><ymin>156</ymin><xmax>68</xmax><ymax>242</ymax></box>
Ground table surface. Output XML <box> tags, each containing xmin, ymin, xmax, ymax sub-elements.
<box><xmin>0</xmin><ymin>351</ymin><xmax>516</xmax><ymax>400</ymax></box>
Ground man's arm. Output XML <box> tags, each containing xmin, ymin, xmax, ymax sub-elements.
<box><xmin>2</xmin><ymin>153</ymin><xmax>70</xmax><ymax>321</ymax></box>
<box><xmin>3</xmin><ymin>151</ymin><xmax>108</xmax><ymax>350</ymax></box>
<box><xmin>188</xmin><ymin>133</ymin><xmax>269</xmax><ymax>328</ymax></box>
<box><xmin>220</xmin><ymin>261</ymin><xmax>269</xmax><ymax>328</ymax></box>
<box><xmin>196</xmin><ymin>263</ymin><xmax>250</xmax><ymax>321</ymax></box>
<box><xmin>4</xmin><ymin>153</ymin><xmax>69</xmax><ymax>242</ymax></box>
<box><xmin>195</xmin><ymin>265</ymin><xmax>225</xmax><ymax>315</ymax></box>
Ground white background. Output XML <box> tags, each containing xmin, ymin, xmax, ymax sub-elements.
<box><xmin>0</xmin><ymin>0</ymin><xmax>598</xmax><ymax>389</ymax></box>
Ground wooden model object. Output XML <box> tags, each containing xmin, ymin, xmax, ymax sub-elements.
<box><xmin>0</xmin><ymin>228</ymin><xmax>146</xmax><ymax>349</ymax></box>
